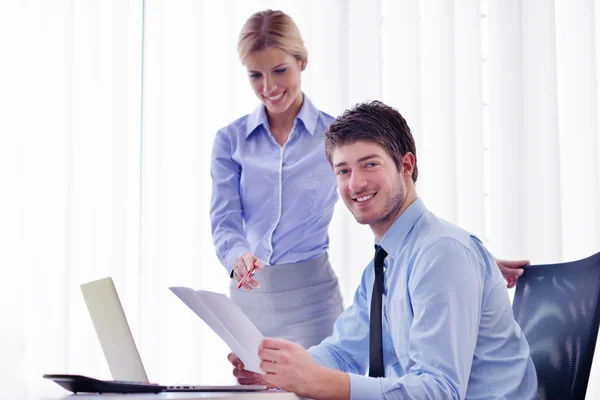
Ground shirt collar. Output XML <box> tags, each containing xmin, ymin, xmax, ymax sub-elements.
<box><xmin>245</xmin><ymin>93</ymin><xmax>319</xmax><ymax>139</ymax></box>
<box><xmin>378</xmin><ymin>198</ymin><xmax>427</xmax><ymax>262</ymax></box>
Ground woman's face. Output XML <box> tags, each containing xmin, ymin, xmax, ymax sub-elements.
<box><xmin>244</xmin><ymin>47</ymin><xmax>306</xmax><ymax>116</ymax></box>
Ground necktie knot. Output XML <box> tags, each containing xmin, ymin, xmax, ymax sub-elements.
<box><xmin>374</xmin><ymin>245</ymin><xmax>388</xmax><ymax>268</ymax></box>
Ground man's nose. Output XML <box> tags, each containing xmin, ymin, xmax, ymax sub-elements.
<box><xmin>349</xmin><ymin>170</ymin><xmax>367</xmax><ymax>193</ymax></box>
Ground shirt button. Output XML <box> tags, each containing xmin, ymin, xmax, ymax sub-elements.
<box><xmin>391</xmin><ymin>348</ymin><xmax>396</xmax><ymax>355</ymax></box>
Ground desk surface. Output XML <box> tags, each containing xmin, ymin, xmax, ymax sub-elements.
<box><xmin>43</xmin><ymin>391</ymin><xmax>300</xmax><ymax>400</ymax></box>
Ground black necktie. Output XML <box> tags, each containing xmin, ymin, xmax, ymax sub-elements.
<box><xmin>369</xmin><ymin>245</ymin><xmax>388</xmax><ymax>378</ymax></box>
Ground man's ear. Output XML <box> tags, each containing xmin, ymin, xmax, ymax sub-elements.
<box><xmin>401</xmin><ymin>152</ymin><xmax>415</xmax><ymax>177</ymax></box>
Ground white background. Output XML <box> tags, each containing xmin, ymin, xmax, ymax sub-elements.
<box><xmin>1</xmin><ymin>0</ymin><xmax>599</xmax><ymax>398</ymax></box>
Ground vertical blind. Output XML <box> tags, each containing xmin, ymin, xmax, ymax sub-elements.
<box><xmin>1</xmin><ymin>1</ymin><xmax>599</xmax><ymax>398</ymax></box>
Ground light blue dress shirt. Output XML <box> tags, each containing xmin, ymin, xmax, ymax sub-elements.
<box><xmin>210</xmin><ymin>95</ymin><xmax>337</xmax><ymax>275</ymax></box>
<box><xmin>308</xmin><ymin>199</ymin><xmax>539</xmax><ymax>400</ymax></box>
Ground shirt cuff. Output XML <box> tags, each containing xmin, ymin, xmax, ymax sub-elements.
<box><xmin>223</xmin><ymin>245</ymin><xmax>250</xmax><ymax>277</ymax></box>
<box><xmin>349</xmin><ymin>374</ymin><xmax>382</xmax><ymax>400</ymax></box>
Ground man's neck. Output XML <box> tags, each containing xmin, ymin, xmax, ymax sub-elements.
<box><xmin>371</xmin><ymin>189</ymin><xmax>418</xmax><ymax>241</ymax></box>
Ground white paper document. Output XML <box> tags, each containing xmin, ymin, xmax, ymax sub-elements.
<box><xmin>169</xmin><ymin>287</ymin><xmax>264</xmax><ymax>374</ymax></box>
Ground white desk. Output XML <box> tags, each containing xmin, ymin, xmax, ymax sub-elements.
<box><xmin>45</xmin><ymin>392</ymin><xmax>300</xmax><ymax>400</ymax></box>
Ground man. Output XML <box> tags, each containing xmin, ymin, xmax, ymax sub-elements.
<box><xmin>229</xmin><ymin>101</ymin><xmax>539</xmax><ymax>399</ymax></box>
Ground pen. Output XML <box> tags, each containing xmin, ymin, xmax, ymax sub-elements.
<box><xmin>237</xmin><ymin>263</ymin><xmax>257</xmax><ymax>289</ymax></box>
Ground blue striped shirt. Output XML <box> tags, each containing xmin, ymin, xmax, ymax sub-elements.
<box><xmin>309</xmin><ymin>199</ymin><xmax>539</xmax><ymax>400</ymax></box>
<box><xmin>210</xmin><ymin>95</ymin><xmax>337</xmax><ymax>275</ymax></box>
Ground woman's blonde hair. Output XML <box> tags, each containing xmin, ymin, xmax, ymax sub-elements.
<box><xmin>237</xmin><ymin>10</ymin><xmax>308</xmax><ymax>63</ymax></box>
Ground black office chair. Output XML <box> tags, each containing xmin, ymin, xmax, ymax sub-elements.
<box><xmin>512</xmin><ymin>251</ymin><xmax>600</xmax><ymax>400</ymax></box>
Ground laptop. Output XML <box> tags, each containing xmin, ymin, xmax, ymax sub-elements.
<box><xmin>65</xmin><ymin>276</ymin><xmax>267</xmax><ymax>393</ymax></box>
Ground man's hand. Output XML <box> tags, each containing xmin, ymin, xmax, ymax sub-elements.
<box><xmin>232</xmin><ymin>252</ymin><xmax>265</xmax><ymax>291</ymax></box>
<box><xmin>258</xmin><ymin>338</ymin><xmax>349</xmax><ymax>399</ymax></box>
<box><xmin>496</xmin><ymin>258</ymin><xmax>529</xmax><ymax>289</ymax></box>
<box><xmin>227</xmin><ymin>352</ymin><xmax>269</xmax><ymax>386</ymax></box>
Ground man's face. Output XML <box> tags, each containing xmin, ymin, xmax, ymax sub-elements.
<box><xmin>332</xmin><ymin>141</ymin><xmax>409</xmax><ymax>236</ymax></box>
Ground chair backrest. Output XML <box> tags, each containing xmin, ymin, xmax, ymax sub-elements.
<box><xmin>512</xmin><ymin>251</ymin><xmax>600</xmax><ymax>400</ymax></box>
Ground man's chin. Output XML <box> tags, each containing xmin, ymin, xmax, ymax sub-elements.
<box><xmin>350</xmin><ymin>211</ymin><xmax>374</xmax><ymax>226</ymax></box>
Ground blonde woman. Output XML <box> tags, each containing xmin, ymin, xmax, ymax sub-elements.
<box><xmin>210</xmin><ymin>9</ymin><xmax>526</xmax><ymax>349</ymax></box>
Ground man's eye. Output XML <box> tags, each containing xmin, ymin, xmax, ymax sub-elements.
<box><xmin>337</xmin><ymin>169</ymin><xmax>349</xmax><ymax>175</ymax></box>
<box><xmin>250</xmin><ymin>73</ymin><xmax>261</xmax><ymax>79</ymax></box>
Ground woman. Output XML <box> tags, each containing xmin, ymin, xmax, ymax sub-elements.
<box><xmin>210</xmin><ymin>9</ymin><xmax>525</xmax><ymax>349</ymax></box>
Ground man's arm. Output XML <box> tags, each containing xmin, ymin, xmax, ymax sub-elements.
<box><xmin>306</xmin><ymin>265</ymin><xmax>371</xmax><ymax>374</ymax></box>
<box><xmin>246</xmin><ymin>267</ymin><xmax>373</xmax><ymax>400</ymax></box>
<box><xmin>260</xmin><ymin>339</ymin><xmax>350</xmax><ymax>400</ymax></box>
<box><xmin>228</xmin><ymin>339</ymin><xmax>351</xmax><ymax>399</ymax></box>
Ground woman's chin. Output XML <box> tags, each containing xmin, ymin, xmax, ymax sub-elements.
<box><xmin>265</xmin><ymin>102</ymin><xmax>290</xmax><ymax>115</ymax></box>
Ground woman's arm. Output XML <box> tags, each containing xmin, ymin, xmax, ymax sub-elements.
<box><xmin>210</xmin><ymin>130</ymin><xmax>251</xmax><ymax>276</ymax></box>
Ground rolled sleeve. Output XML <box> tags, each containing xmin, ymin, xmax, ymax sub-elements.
<box><xmin>307</xmin><ymin>346</ymin><xmax>331</xmax><ymax>368</ymax></box>
<box><xmin>349</xmin><ymin>374</ymin><xmax>382</xmax><ymax>400</ymax></box>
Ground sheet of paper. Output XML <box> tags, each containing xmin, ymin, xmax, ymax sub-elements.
<box><xmin>169</xmin><ymin>287</ymin><xmax>264</xmax><ymax>374</ymax></box>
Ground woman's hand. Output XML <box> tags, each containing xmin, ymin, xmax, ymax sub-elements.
<box><xmin>496</xmin><ymin>258</ymin><xmax>529</xmax><ymax>288</ymax></box>
<box><xmin>232</xmin><ymin>252</ymin><xmax>265</xmax><ymax>291</ymax></box>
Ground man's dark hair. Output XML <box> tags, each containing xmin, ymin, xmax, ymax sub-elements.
<box><xmin>325</xmin><ymin>100</ymin><xmax>418</xmax><ymax>182</ymax></box>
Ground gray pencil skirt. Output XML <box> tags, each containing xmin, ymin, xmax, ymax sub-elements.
<box><xmin>229</xmin><ymin>253</ymin><xmax>344</xmax><ymax>349</ymax></box>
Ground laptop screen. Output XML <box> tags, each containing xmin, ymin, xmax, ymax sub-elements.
<box><xmin>80</xmin><ymin>277</ymin><xmax>148</xmax><ymax>383</ymax></box>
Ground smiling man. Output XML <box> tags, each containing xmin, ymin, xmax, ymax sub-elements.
<box><xmin>229</xmin><ymin>101</ymin><xmax>539</xmax><ymax>400</ymax></box>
